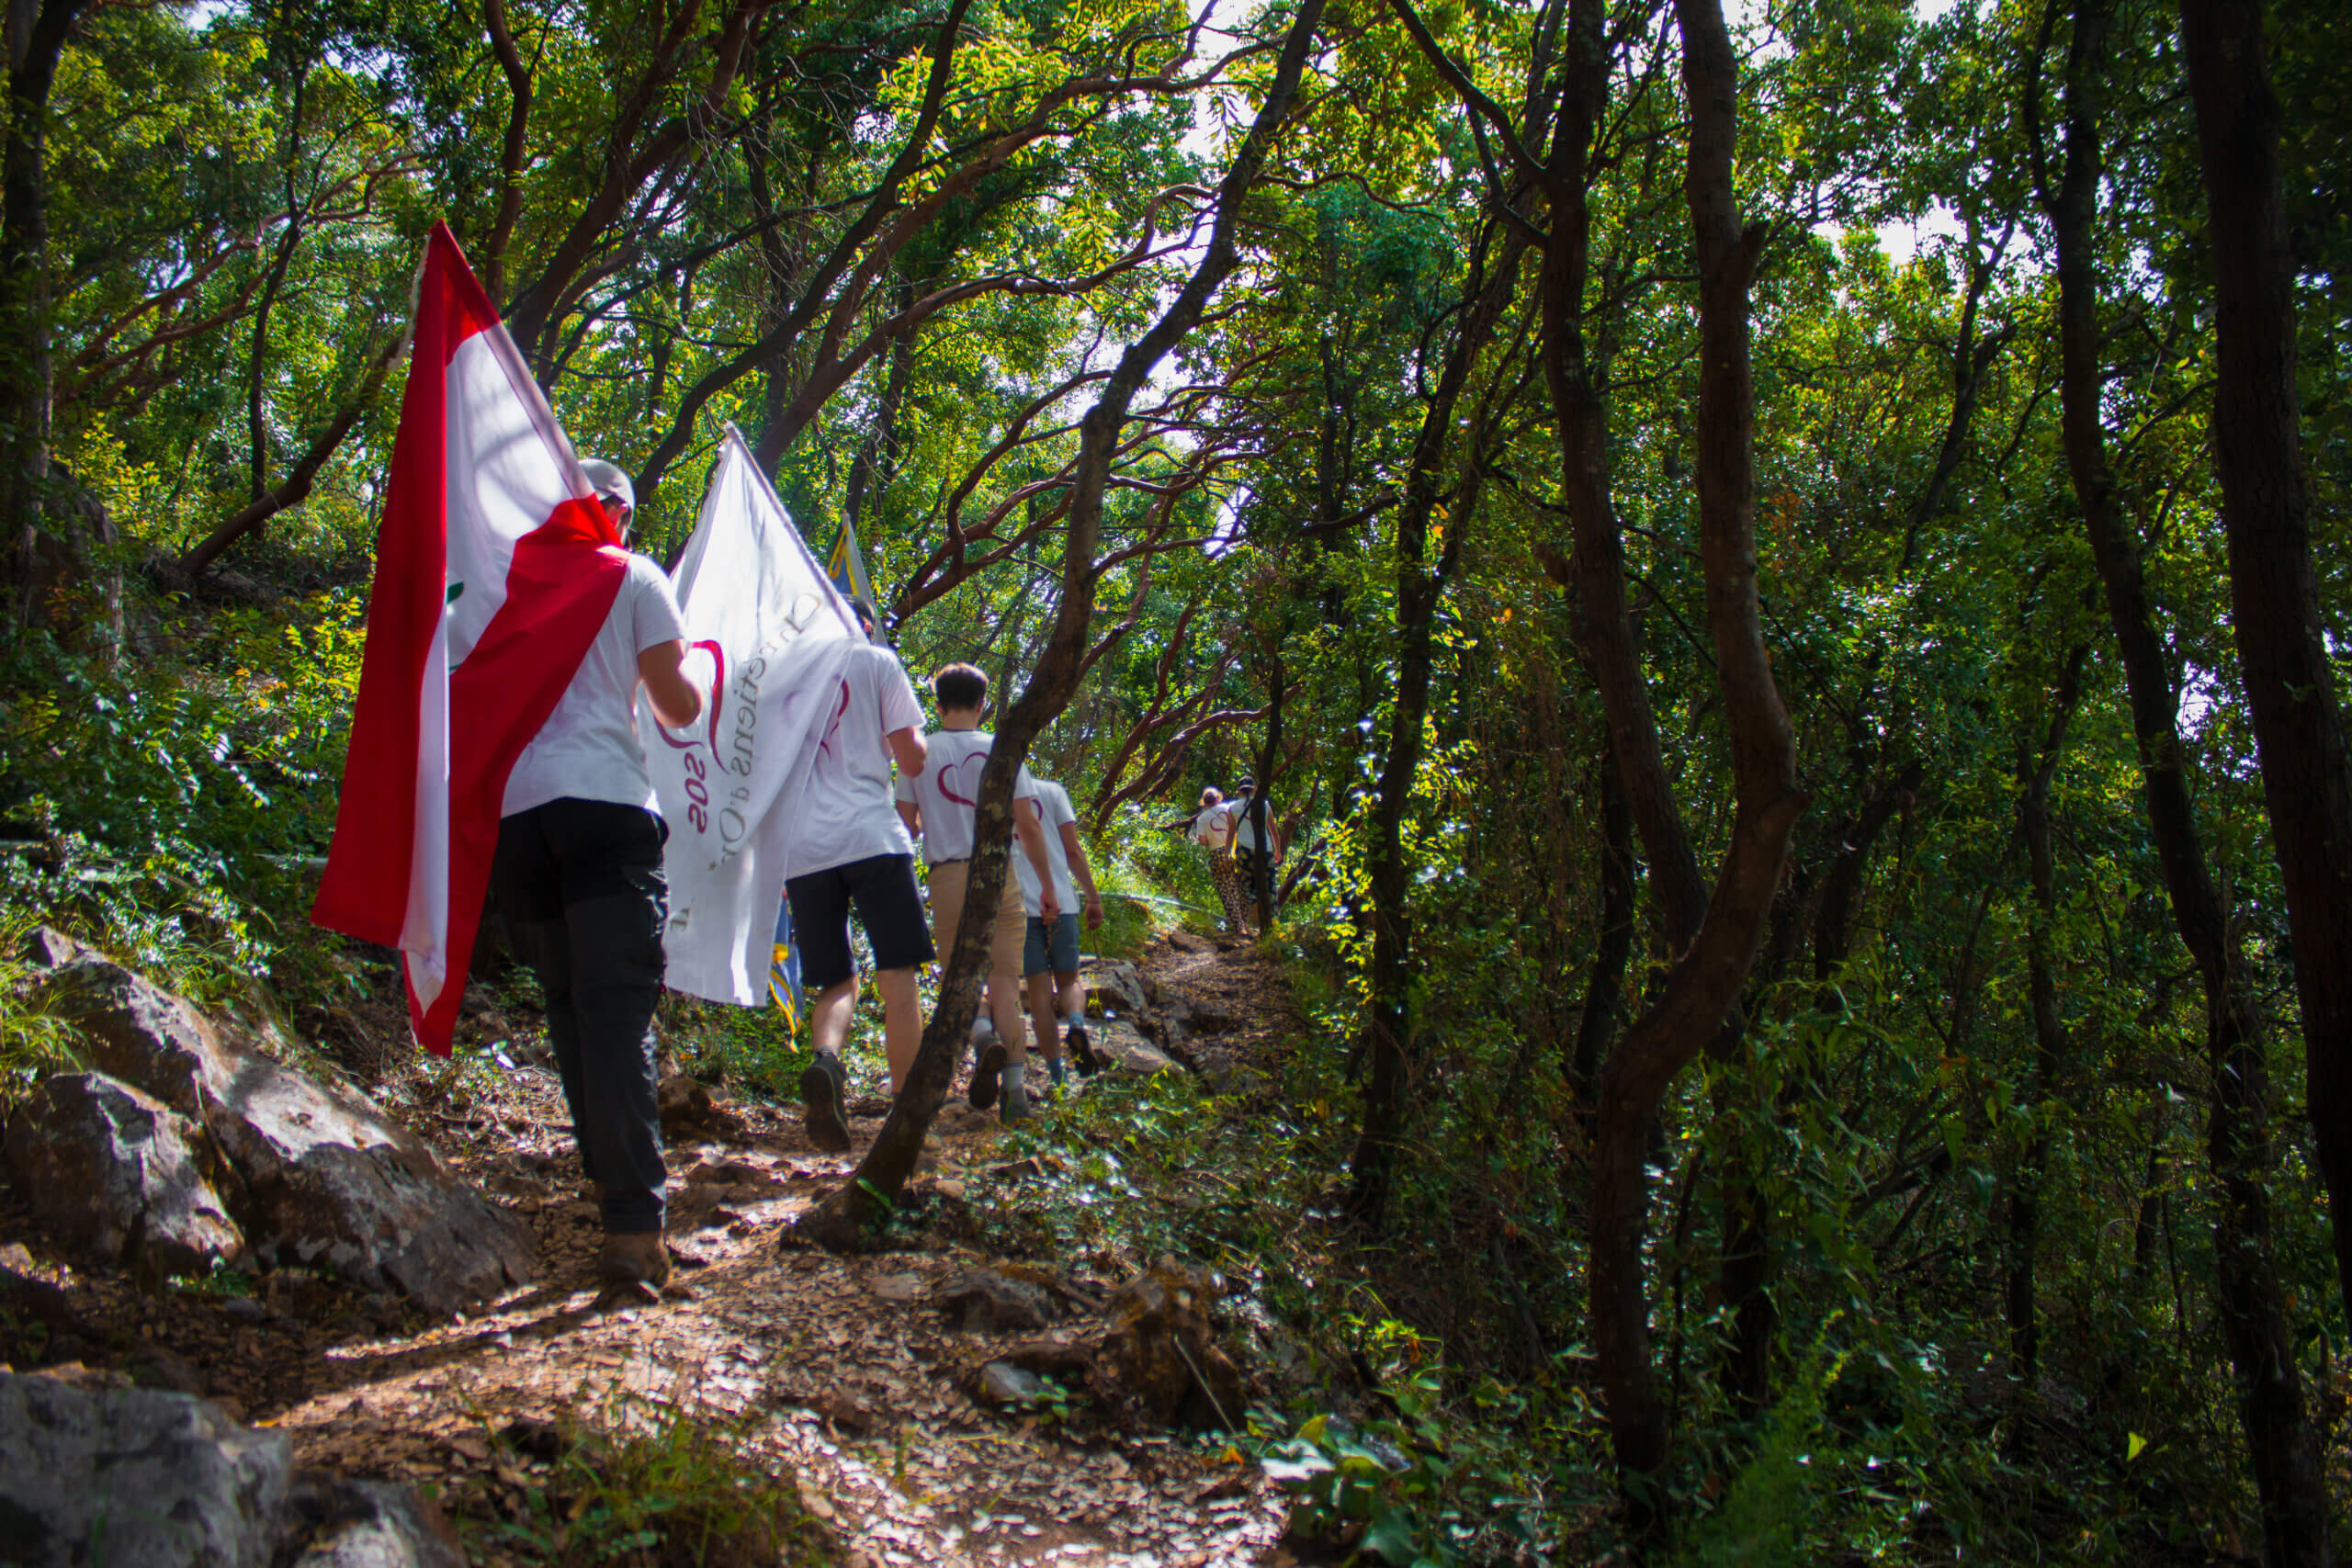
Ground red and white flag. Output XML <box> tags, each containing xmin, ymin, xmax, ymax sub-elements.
<box><xmin>311</xmin><ymin>222</ymin><xmax>624</xmax><ymax>1055</ymax></box>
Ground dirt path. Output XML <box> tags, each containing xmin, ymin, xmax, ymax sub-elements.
<box><xmin>0</xmin><ymin>931</ymin><xmax>1303</xmax><ymax>1566</ymax></box>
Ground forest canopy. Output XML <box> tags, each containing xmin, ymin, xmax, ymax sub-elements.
<box><xmin>3</xmin><ymin>0</ymin><xmax>2350</xmax><ymax>1558</ymax></box>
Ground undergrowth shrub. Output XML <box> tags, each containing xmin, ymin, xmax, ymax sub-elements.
<box><xmin>448</xmin><ymin>1390</ymin><xmax>839</xmax><ymax>1568</ymax></box>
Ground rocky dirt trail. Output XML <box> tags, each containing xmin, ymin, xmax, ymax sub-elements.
<box><xmin>0</xmin><ymin>928</ymin><xmax>1308</xmax><ymax>1567</ymax></box>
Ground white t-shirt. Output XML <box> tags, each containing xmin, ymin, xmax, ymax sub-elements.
<box><xmin>503</xmin><ymin>553</ymin><xmax>685</xmax><ymax>818</ymax></box>
<box><xmin>892</xmin><ymin>728</ymin><xmax>1038</xmax><ymax>864</ymax></box>
<box><xmin>1013</xmin><ymin>781</ymin><xmax>1079</xmax><ymax>918</ymax></box>
<box><xmin>783</xmin><ymin>642</ymin><xmax>924</xmax><ymax>879</ymax></box>
<box><xmin>1190</xmin><ymin>805</ymin><xmax>1232</xmax><ymax>851</ymax></box>
<box><xmin>1227</xmin><ymin>795</ymin><xmax>1273</xmax><ymax>853</ymax></box>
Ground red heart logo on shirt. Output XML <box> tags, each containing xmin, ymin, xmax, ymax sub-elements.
<box><xmin>937</xmin><ymin>748</ymin><xmax>989</xmax><ymax>807</ymax></box>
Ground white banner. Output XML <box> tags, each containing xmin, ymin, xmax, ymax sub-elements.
<box><xmin>645</xmin><ymin>426</ymin><xmax>859</xmax><ymax>1003</ymax></box>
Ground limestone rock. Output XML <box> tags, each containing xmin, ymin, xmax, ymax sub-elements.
<box><xmin>975</xmin><ymin>1361</ymin><xmax>1048</xmax><ymax>1407</ymax></box>
<box><xmin>1084</xmin><ymin>959</ymin><xmax>1151</xmax><ymax>1019</ymax></box>
<box><xmin>0</xmin><ymin>1370</ymin><xmax>291</xmax><ymax>1568</ymax></box>
<box><xmin>934</xmin><ymin>1265</ymin><xmax>1061</xmax><ymax>1333</ymax></box>
<box><xmin>1086</xmin><ymin>1020</ymin><xmax>1181</xmax><ymax>1077</ymax></box>
<box><xmin>1098</xmin><ymin>1261</ymin><xmax>1244</xmax><ymax>1430</ymax></box>
<box><xmin>280</xmin><ymin>1472</ymin><xmax>463</xmax><ymax>1568</ymax></box>
<box><xmin>38</xmin><ymin>957</ymin><xmax>535</xmax><ymax>1314</ymax></box>
<box><xmin>3</xmin><ymin>1073</ymin><xmax>245</xmax><ymax>1279</ymax></box>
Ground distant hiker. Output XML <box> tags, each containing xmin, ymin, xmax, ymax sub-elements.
<box><xmin>1227</xmin><ymin>776</ymin><xmax>1283</xmax><ymax>933</ymax></box>
<box><xmin>892</xmin><ymin>662</ymin><xmax>1060</xmax><ymax>1123</ymax></box>
<box><xmin>489</xmin><ymin>457</ymin><xmax>703</xmax><ymax>1292</ymax></box>
<box><xmin>1165</xmin><ymin>785</ymin><xmax>1250</xmax><ymax>934</ymax></box>
<box><xmin>783</xmin><ymin>637</ymin><xmax>933</xmax><ymax>1152</ymax></box>
<box><xmin>1016</xmin><ymin>778</ymin><xmax>1105</xmax><ymax>1089</ymax></box>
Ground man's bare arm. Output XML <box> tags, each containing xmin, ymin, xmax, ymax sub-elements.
<box><xmin>639</xmin><ymin>639</ymin><xmax>704</xmax><ymax>729</ymax></box>
<box><xmin>888</xmin><ymin>726</ymin><xmax>927</xmax><ymax>776</ymax></box>
<box><xmin>1059</xmin><ymin>820</ymin><xmax>1103</xmax><ymax>930</ymax></box>
<box><xmin>1015</xmin><ymin>798</ymin><xmax>1059</xmax><ymax>921</ymax></box>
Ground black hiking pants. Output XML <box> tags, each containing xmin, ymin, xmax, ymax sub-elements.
<box><xmin>491</xmin><ymin>798</ymin><xmax>669</xmax><ymax>1235</ymax></box>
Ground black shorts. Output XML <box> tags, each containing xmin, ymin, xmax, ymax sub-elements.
<box><xmin>785</xmin><ymin>853</ymin><xmax>933</xmax><ymax>989</ymax></box>
<box><xmin>1235</xmin><ymin>844</ymin><xmax>1268</xmax><ymax>887</ymax></box>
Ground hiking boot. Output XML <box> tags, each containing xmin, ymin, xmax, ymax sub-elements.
<box><xmin>1000</xmin><ymin>1077</ymin><xmax>1032</xmax><ymax>1125</ymax></box>
<box><xmin>598</xmin><ymin>1231</ymin><xmax>673</xmax><ymax>1290</ymax></box>
<box><xmin>1066</xmin><ymin>1023</ymin><xmax>1101</xmax><ymax>1077</ymax></box>
<box><xmin>801</xmin><ymin>1052</ymin><xmax>851</xmax><ymax>1152</ymax></box>
<box><xmin>968</xmin><ymin>1038</ymin><xmax>1009</xmax><ymax>1110</ymax></box>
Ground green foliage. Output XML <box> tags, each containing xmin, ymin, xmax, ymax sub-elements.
<box><xmin>449</xmin><ymin>1391</ymin><xmax>840</xmax><ymax>1567</ymax></box>
<box><xmin>0</xmin><ymin>912</ymin><xmax>82</xmax><ymax>1107</ymax></box>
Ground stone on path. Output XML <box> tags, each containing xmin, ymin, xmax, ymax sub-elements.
<box><xmin>975</xmin><ymin>1361</ymin><xmax>1050</xmax><ymax>1407</ymax></box>
<box><xmin>935</xmin><ymin>1265</ymin><xmax>1061</xmax><ymax>1333</ymax></box>
<box><xmin>1083</xmin><ymin>958</ymin><xmax>1153</xmax><ymax>1018</ymax></box>
<box><xmin>1085</xmin><ymin>1019</ymin><xmax>1181</xmax><ymax>1077</ymax></box>
<box><xmin>34</xmin><ymin>953</ymin><xmax>534</xmax><ymax>1314</ymax></box>
<box><xmin>4</xmin><ymin>1072</ymin><xmax>245</xmax><ymax>1279</ymax></box>
<box><xmin>280</xmin><ymin>1473</ymin><xmax>463</xmax><ymax>1568</ymax></box>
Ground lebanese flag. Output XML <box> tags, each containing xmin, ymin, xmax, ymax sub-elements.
<box><xmin>311</xmin><ymin>222</ymin><xmax>625</xmax><ymax>1055</ymax></box>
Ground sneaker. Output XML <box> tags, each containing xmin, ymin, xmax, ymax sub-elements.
<box><xmin>801</xmin><ymin>1052</ymin><xmax>851</xmax><ymax>1152</ymax></box>
<box><xmin>1047</xmin><ymin>1056</ymin><xmax>1067</xmax><ymax>1089</ymax></box>
<box><xmin>1066</xmin><ymin>1023</ymin><xmax>1101</xmax><ymax>1077</ymax></box>
<box><xmin>968</xmin><ymin>1038</ymin><xmax>1008</xmax><ymax>1110</ymax></box>
<box><xmin>598</xmin><ymin>1231</ymin><xmax>673</xmax><ymax>1290</ymax></box>
<box><xmin>1000</xmin><ymin>1077</ymin><xmax>1032</xmax><ymax>1124</ymax></box>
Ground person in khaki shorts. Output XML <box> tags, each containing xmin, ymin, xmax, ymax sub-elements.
<box><xmin>893</xmin><ymin>662</ymin><xmax>1058</xmax><ymax>1122</ymax></box>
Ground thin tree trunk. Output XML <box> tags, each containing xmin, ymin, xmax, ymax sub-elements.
<box><xmin>2007</xmin><ymin>645</ymin><xmax>2086</xmax><ymax>1428</ymax></box>
<box><xmin>2179</xmin><ymin>0</ymin><xmax>2352</xmax><ymax>1335</ymax></box>
<box><xmin>1584</xmin><ymin>0</ymin><xmax>1805</xmax><ymax>1510</ymax></box>
<box><xmin>1571</xmin><ymin>730</ymin><xmax>1634</xmax><ymax>1098</ymax></box>
<box><xmin>1344</xmin><ymin>221</ymin><xmax>1527</xmax><ymax>1228</ymax></box>
<box><xmin>2039</xmin><ymin>0</ymin><xmax>2331</xmax><ymax>1551</ymax></box>
<box><xmin>0</xmin><ymin>0</ymin><xmax>87</xmax><ymax>627</ymax></box>
<box><xmin>1252</xmin><ymin>648</ymin><xmax>1283</xmax><ymax>934</ymax></box>
<box><xmin>791</xmin><ymin>0</ymin><xmax>1329</xmax><ymax>1249</ymax></box>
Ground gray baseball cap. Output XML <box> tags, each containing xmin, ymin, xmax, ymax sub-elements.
<box><xmin>580</xmin><ymin>458</ymin><xmax>635</xmax><ymax>513</ymax></box>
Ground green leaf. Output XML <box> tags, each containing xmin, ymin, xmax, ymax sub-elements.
<box><xmin>2127</xmin><ymin>1432</ymin><xmax>2148</xmax><ymax>1462</ymax></box>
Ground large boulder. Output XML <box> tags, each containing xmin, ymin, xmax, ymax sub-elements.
<box><xmin>0</xmin><ymin>1371</ymin><xmax>291</xmax><ymax>1568</ymax></box>
<box><xmin>37</xmin><ymin>956</ymin><xmax>534</xmax><ymax>1314</ymax></box>
<box><xmin>3</xmin><ymin>1073</ymin><xmax>244</xmax><ymax>1279</ymax></box>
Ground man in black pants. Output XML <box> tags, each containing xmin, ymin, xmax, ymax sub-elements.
<box><xmin>490</xmin><ymin>458</ymin><xmax>704</xmax><ymax>1291</ymax></box>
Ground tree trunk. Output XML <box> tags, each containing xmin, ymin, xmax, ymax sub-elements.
<box><xmin>790</xmin><ymin>0</ymin><xmax>1329</xmax><ymax>1248</ymax></box>
<box><xmin>1344</xmin><ymin>221</ymin><xmax>1527</xmax><ymax>1228</ymax></box>
<box><xmin>1252</xmin><ymin>648</ymin><xmax>1283</xmax><ymax>935</ymax></box>
<box><xmin>2041</xmin><ymin>0</ymin><xmax>2332</xmax><ymax>1552</ymax></box>
<box><xmin>1571</xmin><ymin>730</ymin><xmax>1634</xmax><ymax>1098</ymax></box>
<box><xmin>0</xmin><ymin>0</ymin><xmax>85</xmax><ymax>628</ymax></box>
<box><xmin>1584</xmin><ymin>0</ymin><xmax>1805</xmax><ymax>1509</ymax></box>
<box><xmin>2179</xmin><ymin>0</ymin><xmax>2352</xmax><ymax>1336</ymax></box>
<box><xmin>2007</xmin><ymin>646</ymin><xmax>2086</xmax><ymax>1429</ymax></box>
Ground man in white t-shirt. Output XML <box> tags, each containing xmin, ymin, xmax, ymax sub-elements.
<box><xmin>1226</xmin><ymin>777</ymin><xmax>1282</xmax><ymax>933</ymax></box>
<box><xmin>891</xmin><ymin>661</ymin><xmax>1059</xmax><ymax>1123</ymax></box>
<box><xmin>1014</xmin><ymin>778</ymin><xmax>1104</xmax><ymax>1089</ymax></box>
<box><xmin>491</xmin><ymin>458</ymin><xmax>704</xmax><ymax>1294</ymax></box>
<box><xmin>782</xmin><ymin>638</ymin><xmax>932</xmax><ymax>1152</ymax></box>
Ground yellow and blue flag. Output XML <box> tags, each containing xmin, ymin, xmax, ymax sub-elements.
<box><xmin>827</xmin><ymin>515</ymin><xmax>877</xmax><ymax>637</ymax></box>
<box><xmin>768</xmin><ymin>897</ymin><xmax>805</xmax><ymax>1032</ymax></box>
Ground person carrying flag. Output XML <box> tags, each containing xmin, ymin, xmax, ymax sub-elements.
<box><xmin>490</xmin><ymin>458</ymin><xmax>704</xmax><ymax>1293</ymax></box>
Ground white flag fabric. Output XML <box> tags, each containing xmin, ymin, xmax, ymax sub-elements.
<box><xmin>646</xmin><ymin>426</ymin><xmax>860</xmax><ymax>1003</ymax></box>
